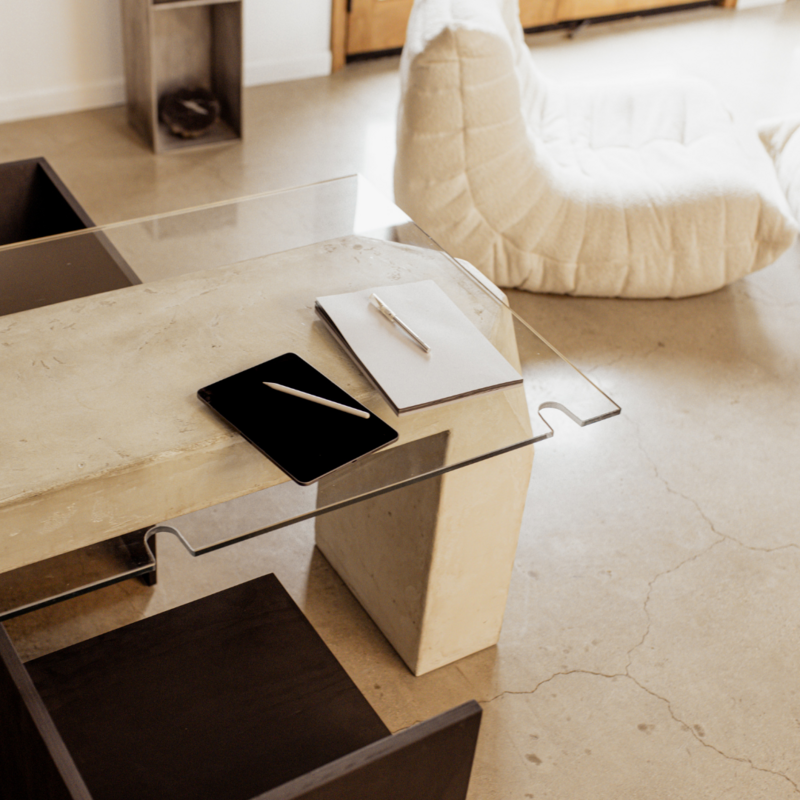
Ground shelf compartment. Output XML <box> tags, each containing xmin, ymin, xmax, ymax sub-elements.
<box><xmin>121</xmin><ymin>0</ymin><xmax>242</xmax><ymax>153</ymax></box>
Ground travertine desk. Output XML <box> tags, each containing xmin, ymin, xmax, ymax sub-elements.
<box><xmin>0</xmin><ymin>177</ymin><xmax>618</xmax><ymax>674</ymax></box>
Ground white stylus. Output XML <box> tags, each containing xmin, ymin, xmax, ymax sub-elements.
<box><xmin>263</xmin><ymin>382</ymin><xmax>370</xmax><ymax>419</ymax></box>
<box><xmin>370</xmin><ymin>293</ymin><xmax>431</xmax><ymax>353</ymax></box>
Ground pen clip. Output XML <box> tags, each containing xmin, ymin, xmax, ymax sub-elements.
<box><xmin>370</xmin><ymin>293</ymin><xmax>395</xmax><ymax>321</ymax></box>
<box><xmin>369</xmin><ymin>293</ymin><xmax>431</xmax><ymax>353</ymax></box>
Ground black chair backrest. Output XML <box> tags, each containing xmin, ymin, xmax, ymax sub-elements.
<box><xmin>1</xmin><ymin>573</ymin><xmax>482</xmax><ymax>800</ymax></box>
<box><xmin>254</xmin><ymin>701</ymin><xmax>482</xmax><ymax>800</ymax></box>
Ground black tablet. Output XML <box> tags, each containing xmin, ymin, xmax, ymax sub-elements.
<box><xmin>198</xmin><ymin>353</ymin><xmax>398</xmax><ymax>485</ymax></box>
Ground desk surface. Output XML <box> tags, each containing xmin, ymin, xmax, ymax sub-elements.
<box><xmin>0</xmin><ymin>176</ymin><xmax>618</xmax><ymax>575</ymax></box>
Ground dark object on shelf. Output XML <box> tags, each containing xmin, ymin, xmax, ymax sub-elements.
<box><xmin>121</xmin><ymin>0</ymin><xmax>243</xmax><ymax>153</ymax></box>
<box><xmin>0</xmin><ymin>573</ymin><xmax>482</xmax><ymax>800</ymax></box>
<box><xmin>159</xmin><ymin>87</ymin><xmax>220</xmax><ymax>138</ymax></box>
<box><xmin>0</xmin><ymin>157</ymin><xmax>139</xmax><ymax>316</ymax></box>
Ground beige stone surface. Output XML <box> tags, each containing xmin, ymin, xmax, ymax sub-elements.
<box><xmin>0</xmin><ymin>235</ymin><xmax>529</xmax><ymax>572</ymax></box>
<box><xmin>4</xmin><ymin>5</ymin><xmax>800</xmax><ymax>799</ymax></box>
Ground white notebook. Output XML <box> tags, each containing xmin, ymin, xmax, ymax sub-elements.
<box><xmin>315</xmin><ymin>280</ymin><xmax>522</xmax><ymax>415</ymax></box>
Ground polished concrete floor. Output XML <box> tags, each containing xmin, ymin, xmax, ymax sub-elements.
<box><xmin>4</xmin><ymin>3</ymin><xmax>800</xmax><ymax>797</ymax></box>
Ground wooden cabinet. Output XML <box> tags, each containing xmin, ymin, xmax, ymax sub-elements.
<box><xmin>346</xmin><ymin>0</ymin><xmax>414</xmax><ymax>57</ymax></box>
<box><xmin>519</xmin><ymin>0</ymin><xmax>560</xmax><ymax>28</ymax></box>
<box><xmin>332</xmin><ymin>0</ymin><xmax>732</xmax><ymax>70</ymax></box>
<box><xmin>120</xmin><ymin>0</ymin><xmax>242</xmax><ymax>153</ymax></box>
<box><xmin>524</xmin><ymin>0</ymin><xmax>723</xmax><ymax>25</ymax></box>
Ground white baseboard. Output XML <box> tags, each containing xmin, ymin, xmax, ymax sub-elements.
<box><xmin>0</xmin><ymin>78</ymin><xmax>126</xmax><ymax>125</ymax></box>
<box><xmin>0</xmin><ymin>52</ymin><xmax>333</xmax><ymax>125</ymax></box>
<box><xmin>245</xmin><ymin>51</ymin><xmax>332</xmax><ymax>87</ymax></box>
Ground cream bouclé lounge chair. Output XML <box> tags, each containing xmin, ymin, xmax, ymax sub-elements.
<box><xmin>394</xmin><ymin>0</ymin><xmax>797</xmax><ymax>298</ymax></box>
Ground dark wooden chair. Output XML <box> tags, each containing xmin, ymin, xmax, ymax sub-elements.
<box><xmin>0</xmin><ymin>574</ymin><xmax>481</xmax><ymax>800</ymax></box>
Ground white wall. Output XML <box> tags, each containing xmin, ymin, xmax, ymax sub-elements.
<box><xmin>0</xmin><ymin>0</ymin><xmax>332</xmax><ymax>124</ymax></box>
<box><xmin>245</xmin><ymin>1</ymin><xmax>331</xmax><ymax>87</ymax></box>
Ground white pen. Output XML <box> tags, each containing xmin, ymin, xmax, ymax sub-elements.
<box><xmin>263</xmin><ymin>382</ymin><xmax>370</xmax><ymax>419</ymax></box>
<box><xmin>370</xmin><ymin>293</ymin><xmax>431</xmax><ymax>353</ymax></box>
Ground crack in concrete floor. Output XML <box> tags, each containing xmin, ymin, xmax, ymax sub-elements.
<box><xmin>481</xmin><ymin>671</ymin><xmax>800</xmax><ymax>794</ymax></box>
<box><xmin>479</xmin><ymin>414</ymin><xmax>800</xmax><ymax>794</ymax></box>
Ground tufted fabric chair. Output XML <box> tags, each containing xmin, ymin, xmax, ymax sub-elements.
<box><xmin>394</xmin><ymin>0</ymin><xmax>797</xmax><ymax>298</ymax></box>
